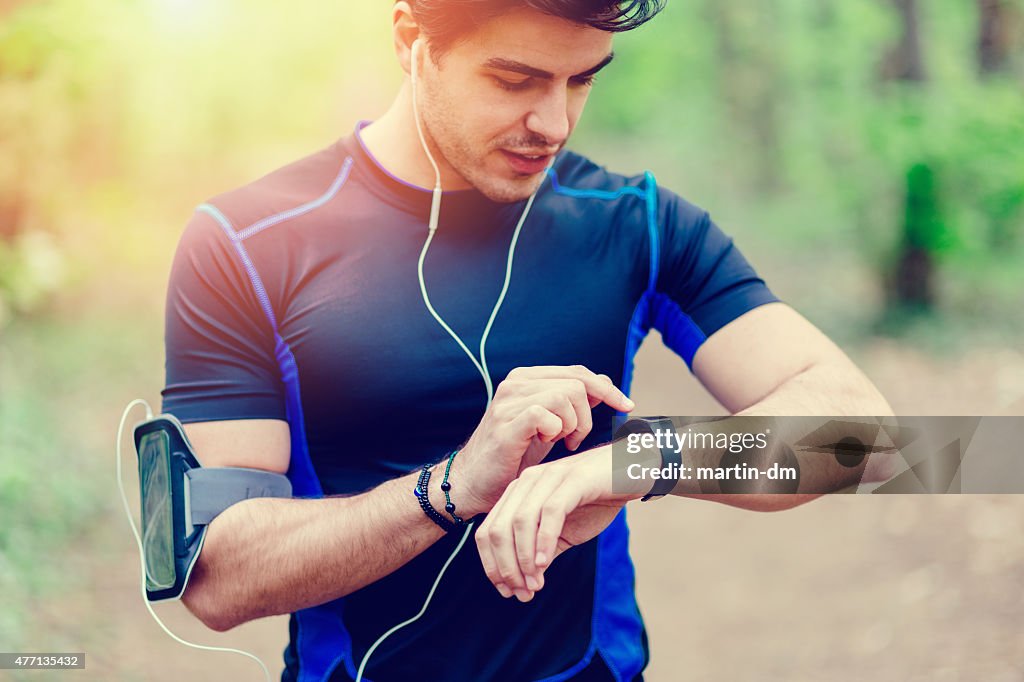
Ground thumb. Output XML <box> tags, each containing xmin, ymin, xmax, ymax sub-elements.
<box><xmin>520</xmin><ymin>436</ymin><xmax>554</xmax><ymax>473</ymax></box>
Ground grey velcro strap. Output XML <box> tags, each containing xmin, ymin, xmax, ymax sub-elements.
<box><xmin>185</xmin><ymin>467</ymin><xmax>293</xmax><ymax>525</ymax></box>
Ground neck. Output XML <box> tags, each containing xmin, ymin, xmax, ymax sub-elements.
<box><xmin>360</xmin><ymin>83</ymin><xmax>472</xmax><ymax>191</ymax></box>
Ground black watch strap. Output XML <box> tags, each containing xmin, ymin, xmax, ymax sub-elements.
<box><xmin>637</xmin><ymin>417</ymin><xmax>680</xmax><ymax>501</ymax></box>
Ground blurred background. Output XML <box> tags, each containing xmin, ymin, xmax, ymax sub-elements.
<box><xmin>0</xmin><ymin>0</ymin><xmax>1022</xmax><ymax>680</ymax></box>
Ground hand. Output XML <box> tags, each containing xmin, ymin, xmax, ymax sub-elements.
<box><xmin>449</xmin><ymin>366</ymin><xmax>634</xmax><ymax>519</ymax></box>
<box><xmin>475</xmin><ymin>445</ymin><xmax>627</xmax><ymax>602</ymax></box>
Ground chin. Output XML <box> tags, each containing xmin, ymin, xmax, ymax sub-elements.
<box><xmin>475</xmin><ymin>173</ymin><xmax>546</xmax><ymax>203</ymax></box>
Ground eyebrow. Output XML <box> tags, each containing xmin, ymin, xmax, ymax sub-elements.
<box><xmin>483</xmin><ymin>52</ymin><xmax>615</xmax><ymax>80</ymax></box>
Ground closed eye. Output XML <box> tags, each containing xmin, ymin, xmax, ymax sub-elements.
<box><xmin>493</xmin><ymin>76</ymin><xmax>532</xmax><ymax>91</ymax></box>
<box><xmin>494</xmin><ymin>75</ymin><xmax>595</xmax><ymax>91</ymax></box>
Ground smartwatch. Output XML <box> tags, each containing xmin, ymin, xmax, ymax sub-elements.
<box><xmin>619</xmin><ymin>416</ymin><xmax>681</xmax><ymax>501</ymax></box>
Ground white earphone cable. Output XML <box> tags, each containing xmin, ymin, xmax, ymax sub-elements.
<box><xmin>116</xmin><ymin>399</ymin><xmax>273</xmax><ymax>681</ymax></box>
<box><xmin>356</xmin><ymin>39</ymin><xmax>550</xmax><ymax>682</ymax></box>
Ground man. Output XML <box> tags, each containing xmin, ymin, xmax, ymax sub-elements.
<box><xmin>162</xmin><ymin>1</ymin><xmax>893</xmax><ymax>680</ymax></box>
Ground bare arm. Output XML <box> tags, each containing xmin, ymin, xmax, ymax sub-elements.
<box><xmin>180</xmin><ymin>419</ymin><xmax>450</xmax><ymax>632</ymax></box>
<box><xmin>693</xmin><ymin>302</ymin><xmax>893</xmax><ymax>418</ymax></box>
<box><xmin>686</xmin><ymin>302</ymin><xmax>896</xmax><ymax>510</ymax></box>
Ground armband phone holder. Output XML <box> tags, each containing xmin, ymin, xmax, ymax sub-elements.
<box><xmin>133</xmin><ymin>413</ymin><xmax>292</xmax><ymax>602</ymax></box>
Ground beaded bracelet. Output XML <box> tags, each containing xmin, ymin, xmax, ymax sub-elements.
<box><xmin>413</xmin><ymin>463</ymin><xmax>462</xmax><ymax>533</ymax></box>
<box><xmin>439</xmin><ymin>449</ymin><xmax>464</xmax><ymax>524</ymax></box>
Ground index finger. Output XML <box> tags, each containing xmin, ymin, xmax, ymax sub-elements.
<box><xmin>511</xmin><ymin>366</ymin><xmax>635</xmax><ymax>413</ymax></box>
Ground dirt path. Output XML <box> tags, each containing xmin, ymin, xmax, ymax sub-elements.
<box><xmin>31</xmin><ymin>339</ymin><xmax>1024</xmax><ymax>681</ymax></box>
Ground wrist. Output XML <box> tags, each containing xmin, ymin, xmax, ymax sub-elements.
<box><xmin>413</xmin><ymin>464</ymin><xmax>462</xmax><ymax>533</ymax></box>
<box><xmin>434</xmin><ymin>451</ymin><xmax>488</xmax><ymax>520</ymax></box>
<box><xmin>608</xmin><ymin>436</ymin><xmax>684</xmax><ymax>502</ymax></box>
<box><xmin>568</xmin><ymin>443</ymin><xmax>642</xmax><ymax>505</ymax></box>
<box><xmin>425</xmin><ymin>463</ymin><xmax>453</xmax><ymax>521</ymax></box>
<box><xmin>441</xmin><ymin>447</ymin><xmax>490</xmax><ymax>518</ymax></box>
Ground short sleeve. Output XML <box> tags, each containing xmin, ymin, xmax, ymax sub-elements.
<box><xmin>161</xmin><ymin>210</ymin><xmax>286</xmax><ymax>423</ymax></box>
<box><xmin>649</xmin><ymin>187</ymin><xmax>780</xmax><ymax>367</ymax></box>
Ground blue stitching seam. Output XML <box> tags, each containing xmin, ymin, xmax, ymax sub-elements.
<box><xmin>201</xmin><ymin>210</ymin><xmax>281</xmax><ymax>330</ymax></box>
<box><xmin>323</xmin><ymin>652</ymin><xmax>346</xmax><ymax>682</ymax></box>
<box><xmin>236</xmin><ymin>157</ymin><xmax>354</xmax><ymax>241</ymax></box>
<box><xmin>643</xmin><ymin>171</ymin><xmax>659</xmax><ymax>293</ymax></box>
<box><xmin>547</xmin><ymin>167</ymin><xmax>646</xmax><ymax>201</ymax></box>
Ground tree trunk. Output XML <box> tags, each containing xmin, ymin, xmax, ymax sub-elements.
<box><xmin>891</xmin><ymin>164</ymin><xmax>941</xmax><ymax>310</ymax></box>
<box><xmin>880</xmin><ymin>0</ymin><xmax>940</xmax><ymax>314</ymax></box>
<box><xmin>977</xmin><ymin>0</ymin><xmax>1011</xmax><ymax>75</ymax></box>
<box><xmin>880</xmin><ymin>0</ymin><xmax>927</xmax><ymax>82</ymax></box>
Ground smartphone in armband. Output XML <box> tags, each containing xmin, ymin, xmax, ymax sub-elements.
<box><xmin>133</xmin><ymin>414</ymin><xmax>293</xmax><ymax>602</ymax></box>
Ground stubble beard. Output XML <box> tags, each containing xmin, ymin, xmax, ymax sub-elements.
<box><xmin>419</xmin><ymin>91</ymin><xmax>546</xmax><ymax>204</ymax></box>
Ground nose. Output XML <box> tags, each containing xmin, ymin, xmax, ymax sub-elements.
<box><xmin>525</xmin><ymin>86</ymin><xmax>570</xmax><ymax>147</ymax></box>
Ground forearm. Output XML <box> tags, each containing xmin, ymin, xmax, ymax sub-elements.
<box><xmin>184</xmin><ymin>466</ymin><xmax>456</xmax><ymax>631</ymax></box>
<box><xmin>737</xmin><ymin>359</ymin><xmax>894</xmax><ymax>418</ymax></box>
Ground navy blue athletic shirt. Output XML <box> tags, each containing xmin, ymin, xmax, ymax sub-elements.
<box><xmin>162</xmin><ymin>121</ymin><xmax>779</xmax><ymax>682</ymax></box>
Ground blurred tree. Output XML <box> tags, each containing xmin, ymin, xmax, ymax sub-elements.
<box><xmin>892</xmin><ymin>163</ymin><xmax>943</xmax><ymax>308</ymax></box>
<box><xmin>879</xmin><ymin>0</ymin><xmax>942</xmax><ymax>314</ymax></box>
<box><xmin>710</xmin><ymin>0</ymin><xmax>785</xmax><ymax>192</ymax></box>
<box><xmin>977</xmin><ymin>0</ymin><xmax>1013</xmax><ymax>74</ymax></box>
<box><xmin>880</xmin><ymin>0</ymin><xmax>927</xmax><ymax>81</ymax></box>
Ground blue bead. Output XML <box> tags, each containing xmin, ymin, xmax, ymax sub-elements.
<box><xmin>440</xmin><ymin>481</ymin><xmax>451</xmax><ymax>492</ymax></box>
<box><xmin>445</xmin><ymin>502</ymin><xmax>456</xmax><ymax>513</ymax></box>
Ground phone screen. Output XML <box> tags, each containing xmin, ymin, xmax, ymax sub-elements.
<box><xmin>139</xmin><ymin>431</ymin><xmax>176</xmax><ymax>591</ymax></box>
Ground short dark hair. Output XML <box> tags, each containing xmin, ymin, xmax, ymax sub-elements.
<box><xmin>408</xmin><ymin>0</ymin><xmax>665</xmax><ymax>61</ymax></box>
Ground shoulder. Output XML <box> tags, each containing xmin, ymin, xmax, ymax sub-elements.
<box><xmin>549</xmin><ymin>149</ymin><xmax>712</xmax><ymax>246</ymax></box>
<box><xmin>548</xmin><ymin>149</ymin><xmax>646</xmax><ymax>197</ymax></box>
<box><xmin>199</xmin><ymin>141</ymin><xmax>352</xmax><ymax>238</ymax></box>
<box><xmin>549</xmin><ymin>149</ymin><xmax>705</xmax><ymax>223</ymax></box>
<box><xmin>170</xmin><ymin>142</ymin><xmax>353</xmax><ymax>300</ymax></box>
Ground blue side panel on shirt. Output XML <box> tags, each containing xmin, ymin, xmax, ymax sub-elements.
<box><xmin>646</xmin><ymin>292</ymin><xmax>707</xmax><ymax>370</ymax></box>
<box><xmin>594</xmin><ymin>511</ymin><xmax>645</xmax><ymax>682</ymax></box>
<box><xmin>274</xmin><ymin>335</ymin><xmax>357</xmax><ymax>682</ymax></box>
<box><xmin>548</xmin><ymin>170</ymin><xmax>660</xmax><ymax>681</ymax></box>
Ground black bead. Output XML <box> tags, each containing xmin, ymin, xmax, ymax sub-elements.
<box><xmin>445</xmin><ymin>502</ymin><xmax>456</xmax><ymax>513</ymax></box>
<box><xmin>440</xmin><ymin>481</ymin><xmax>451</xmax><ymax>492</ymax></box>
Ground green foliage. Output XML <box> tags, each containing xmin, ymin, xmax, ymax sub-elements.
<box><xmin>588</xmin><ymin>0</ymin><xmax>1024</xmax><ymax>330</ymax></box>
<box><xmin>1</xmin><ymin>0</ymin><xmax>1020</xmax><ymax>331</ymax></box>
<box><xmin>0</xmin><ymin>231</ymin><xmax>64</xmax><ymax>325</ymax></box>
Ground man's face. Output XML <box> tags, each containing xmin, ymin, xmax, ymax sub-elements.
<box><xmin>415</xmin><ymin>7</ymin><xmax>614</xmax><ymax>202</ymax></box>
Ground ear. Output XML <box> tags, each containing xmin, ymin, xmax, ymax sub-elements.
<box><xmin>392</xmin><ymin>1</ymin><xmax>421</xmax><ymax>76</ymax></box>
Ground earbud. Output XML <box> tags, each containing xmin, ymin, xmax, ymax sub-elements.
<box><xmin>408</xmin><ymin>35</ymin><xmax>443</xmax><ymax>230</ymax></box>
<box><xmin>411</xmin><ymin>38</ymin><xmax>422</xmax><ymax>87</ymax></box>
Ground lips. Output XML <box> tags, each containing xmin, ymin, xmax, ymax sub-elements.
<box><xmin>501</xmin><ymin>150</ymin><xmax>553</xmax><ymax>175</ymax></box>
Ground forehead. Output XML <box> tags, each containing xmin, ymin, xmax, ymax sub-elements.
<box><xmin>444</xmin><ymin>6</ymin><xmax>614</xmax><ymax>76</ymax></box>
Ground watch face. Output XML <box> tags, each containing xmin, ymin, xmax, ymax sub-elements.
<box><xmin>614</xmin><ymin>416</ymin><xmax>662</xmax><ymax>440</ymax></box>
<box><xmin>139</xmin><ymin>430</ymin><xmax>176</xmax><ymax>591</ymax></box>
